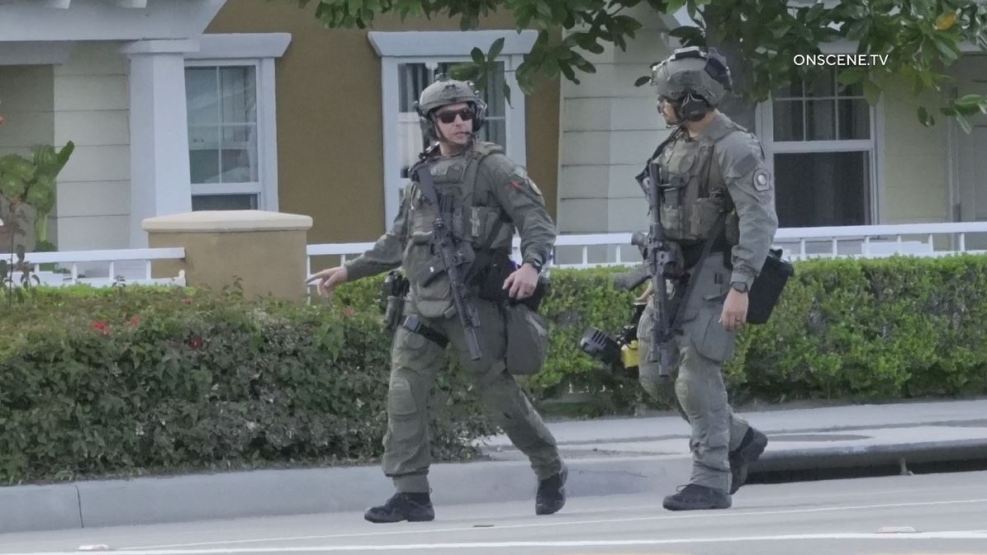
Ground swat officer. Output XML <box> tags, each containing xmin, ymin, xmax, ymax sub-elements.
<box><xmin>636</xmin><ymin>47</ymin><xmax>777</xmax><ymax>511</ymax></box>
<box><xmin>307</xmin><ymin>76</ymin><xmax>567</xmax><ymax>523</ymax></box>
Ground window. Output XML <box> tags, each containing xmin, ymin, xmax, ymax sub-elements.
<box><xmin>762</xmin><ymin>67</ymin><xmax>877</xmax><ymax>227</ymax></box>
<box><xmin>370</xmin><ymin>30</ymin><xmax>536</xmax><ymax>229</ymax></box>
<box><xmin>183</xmin><ymin>33</ymin><xmax>290</xmax><ymax>213</ymax></box>
<box><xmin>185</xmin><ymin>64</ymin><xmax>263</xmax><ymax>211</ymax></box>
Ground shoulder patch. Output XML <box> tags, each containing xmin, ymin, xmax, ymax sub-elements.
<box><xmin>753</xmin><ymin>169</ymin><xmax>772</xmax><ymax>191</ymax></box>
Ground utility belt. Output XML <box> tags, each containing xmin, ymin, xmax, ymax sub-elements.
<box><xmin>391</xmin><ymin>249</ymin><xmax>550</xmax><ymax>375</ymax></box>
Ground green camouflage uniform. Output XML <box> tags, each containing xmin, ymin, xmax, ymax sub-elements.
<box><xmin>345</xmin><ymin>141</ymin><xmax>563</xmax><ymax>493</ymax></box>
<box><xmin>637</xmin><ymin>111</ymin><xmax>778</xmax><ymax>492</ymax></box>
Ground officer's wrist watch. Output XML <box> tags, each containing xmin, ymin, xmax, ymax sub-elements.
<box><xmin>525</xmin><ymin>259</ymin><xmax>543</xmax><ymax>273</ymax></box>
<box><xmin>730</xmin><ymin>281</ymin><xmax>749</xmax><ymax>293</ymax></box>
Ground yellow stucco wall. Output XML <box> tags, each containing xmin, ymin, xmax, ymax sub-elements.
<box><xmin>207</xmin><ymin>1</ymin><xmax>560</xmax><ymax>246</ymax></box>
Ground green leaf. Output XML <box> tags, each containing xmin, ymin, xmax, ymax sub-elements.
<box><xmin>930</xmin><ymin>34</ymin><xmax>960</xmax><ymax>64</ymax></box>
<box><xmin>917</xmin><ymin>106</ymin><xmax>935</xmax><ymax>127</ymax></box>
<box><xmin>487</xmin><ymin>37</ymin><xmax>505</xmax><ymax>61</ymax></box>
<box><xmin>862</xmin><ymin>78</ymin><xmax>882</xmax><ymax>105</ymax></box>
<box><xmin>837</xmin><ymin>68</ymin><xmax>866</xmax><ymax>86</ymax></box>
<box><xmin>634</xmin><ymin>75</ymin><xmax>652</xmax><ymax>87</ymax></box>
<box><xmin>470</xmin><ymin>47</ymin><xmax>485</xmax><ymax>65</ymax></box>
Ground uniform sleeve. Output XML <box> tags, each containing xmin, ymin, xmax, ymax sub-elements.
<box><xmin>716</xmin><ymin>133</ymin><xmax>779</xmax><ymax>288</ymax></box>
<box><xmin>479</xmin><ymin>154</ymin><xmax>557</xmax><ymax>268</ymax></box>
<box><xmin>343</xmin><ymin>186</ymin><xmax>411</xmax><ymax>281</ymax></box>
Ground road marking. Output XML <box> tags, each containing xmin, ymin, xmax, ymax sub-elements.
<box><xmin>128</xmin><ymin>496</ymin><xmax>987</xmax><ymax>550</ymax></box>
<box><xmin>14</xmin><ymin>530</ymin><xmax>987</xmax><ymax>554</ymax></box>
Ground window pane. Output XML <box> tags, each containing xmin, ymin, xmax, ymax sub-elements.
<box><xmin>220</xmin><ymin>67</ymin><xmax>257</xmax><ymax>123</ymax></box>
<box><xmin>774</xmin><ymin>151</ymin><xmax>870</xmax><ymax>227</ymax></box>
<box><xmin>773</xmin><ymin>100</ymin><xmax>804</xmax><ymax>141</ymax></box>
<box><xmin>220</xmin><ymin>125</ymin><xmax>258</xmax><ymax>182</ymax></box>
<box><xmin>838</xmin><ymin>99</ymin><xmax>870</xmax><ymax>140</ymax></box>
<box><xmin>773</xmin><ymin>80</ymin><xmax>803</xmax><ymax>99</ymax></box>
<box><xmin>192</xmin><ymin>194</ymin><xmax>258</xmax><ymax>211</ymax></box>
<box><xmin>186</xmin><ymin>67</ymin><xmax>219</xmax><ymax>124</ymax></box>
<box><xmin>806</xmin><ymin>69</ymin><xmax>835</xmax><ymax>97</ymax></box>
<box><xmin>837</xmin><ymin>76</ymin><xmax>864</xmax><ymax>97</ymax></box>
<box><xmin>806</xmin><ymin>100</ymin><xmax>836</xmax><ymax>140</ymax></box>
<box><xmin>189</xmin><ymin>126</ymin><xmax>220</xmax><ymax>184</ymax></box>
<box><xmin>186</xmin><ymin>65</ymin><xmax>259</xmax><ymax>185</ymax></box>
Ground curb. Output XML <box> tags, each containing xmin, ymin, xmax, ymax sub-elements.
<box><xmin>2</xmin><ymin>439</ymin><xmax>986</xmax><ymax>534</ymax></box>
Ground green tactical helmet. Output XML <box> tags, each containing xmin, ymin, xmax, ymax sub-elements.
<box><xmin>415</xmin><ymin>75</ymin><xmax>488</xmax><ymax>139</ymax></box>
<box><xmin>650</xmin><ymin>46</ymin><xmax>733</xmax><ymax>107</ymax></box>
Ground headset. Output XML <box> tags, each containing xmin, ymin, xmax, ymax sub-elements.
<box><xmin>659</xmin><ymin>47</ymin><xmax>733</xmax><ymax>122</ymax></box>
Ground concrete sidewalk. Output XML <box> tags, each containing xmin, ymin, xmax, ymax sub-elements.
<box><xmin>2</xmin><ymin>399</ymin><xmax>986</xmax><ymax>534</ymax></box>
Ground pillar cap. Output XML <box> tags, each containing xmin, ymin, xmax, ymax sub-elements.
<box><xmin>142</xmin><ymin>210</ymin><xmax>313</xmax><ymax>233</ymax></box>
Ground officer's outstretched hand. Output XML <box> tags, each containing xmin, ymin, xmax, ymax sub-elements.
<box><xmin>719</xmin><ymin>289</ymin><xmax>749</xmax><ymax>332</ymax></box>
<box><xmin>306</xmin><ymin>266</ymin><xmax>349</xmax><ymax>298</ymax></box>
<box><xmin>503</xmin><ymin>263</ymin><xmax>539</xmax><ymax>300</ymax></box>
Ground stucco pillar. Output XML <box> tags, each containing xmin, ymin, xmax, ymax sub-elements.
<box><xmin>142</xmin><ymin>210</ymin><xmax>313</xmax><ymax>301</ymax></box>
<box><xmin>122</xmin><ymin>39</ymin><xmax>198</xmax><ymax>248</ymax></box>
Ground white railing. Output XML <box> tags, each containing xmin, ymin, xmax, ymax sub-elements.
<box><xmin>0</xmin><ymin>247</ymin><xmax>186</xmax><ymax>288</ymax></box>
<box><xmin>306</xmin><ymin>222</ymin><xmax>987</xmax><ymax>271</ymax></box>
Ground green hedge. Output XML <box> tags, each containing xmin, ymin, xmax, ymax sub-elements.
<box><xmin>3</xmin><ymin>255</ymin><xmax>986</xmax><ymax>484</ymax></box>
<box><xmin>336</xmin><ymin>256</ymin><xmax>987</xmax><ymax>409</ymax></box>
<box><xmin>0</xmin><ymin>287</ymin><xmax>491</xmax><ymax>484</ymax></box>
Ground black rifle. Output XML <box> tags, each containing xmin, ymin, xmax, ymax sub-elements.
<box><xmin>411</xmin><ymin>148</ymin><xmax>483</xmax><ymax>360</ymax></box>
<box><xmin>640</xmin><ymin>162</ymin><xmax>684</xmax><ymax>379</ymax></box>
<box><xmin>639</xmin><ymin>163</ymin><xmax>726</xmax><ymax>382</ymax></box>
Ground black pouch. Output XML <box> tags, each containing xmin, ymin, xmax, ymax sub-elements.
<box><xmin>747</xmin><ymin>249</ymin><xmax>794</xmax><ymax>324</ymax></box>
<box><xmin>476</xmin><ymin>253</ymin><xmax>515</xmax><ymax>303</ymax></box>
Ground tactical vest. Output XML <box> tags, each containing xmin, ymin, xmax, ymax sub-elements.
<box><xmin>654</xmin><ymin>120</ymin><xmax>746</xmax><ymax>246</ymax></box>
<box><xmin>403</xmin><ymin>142</ymin><xmax>512</xmax><ymax>317</ymax></box>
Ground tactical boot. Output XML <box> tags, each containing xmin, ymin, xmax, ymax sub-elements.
<box><xmin>729</xmin><ymin>427</ymin><xmax>768</xmax><ymax>494</ymax></box>
<box><xmin>662</xmin><ymin>484</ymin><xmax>732</xmax><ymax>511</ymax></box>
<box><xmin>535</xmin><ymin>465</ymin><xmax>568</xmax><ymax>515</ymax></box>
<box><xmin>364</xmin><ymin>492</ymin><xmax>435</xmax><ymax>523</ymax></box>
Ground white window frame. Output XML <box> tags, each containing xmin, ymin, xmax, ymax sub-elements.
<box><xmin>369</xmin><ymin>30</ymin><xmax>537</xmax><ymax>228</ymax></box>
<box><xmin>756</xmin><ymin>53</ymin><xmax>885</xmax><ymax>225</ymax></box>
<box><xmin>184</xmin><ymin>33</ymin><xmax>290</xmax><ymax>212</ymax></box>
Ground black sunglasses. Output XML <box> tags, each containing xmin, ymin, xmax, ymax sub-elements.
<box><xmin>434</xmin><ymin>107</ymin><xmax>476</xmax><ymax>124</ymax></box>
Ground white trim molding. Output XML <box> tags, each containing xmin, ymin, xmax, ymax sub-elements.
<box><xmin>0</xmin><ymin>0</ymin><xmax>226</xmax><ymax>42</ymax></box>
<box><xmin>188</xmin><ymin>33</ymin><xmax>292</xmax><ymax>60</ymax></box>
<box><xmin>369</xmin><ymin>30</ymin><xmax>537</xmax><ymax>58</ymax></box>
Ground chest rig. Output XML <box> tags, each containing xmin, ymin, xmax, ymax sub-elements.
<box><xmin>403</xmin><ymin>142</ymin><xmax>512</xmax><ymax>317</ymax></box>
<box><xmin>652</xmin><ymin>121</ymin><xmax>744</xmax><ymax>246</ymax></box>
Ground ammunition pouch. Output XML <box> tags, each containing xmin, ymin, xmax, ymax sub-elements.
<box><xmin>381</xmin><ymin>270</ymin><xmax>410</xmax><ymax>332</ymax></box>
<box><xmin>747</xmin><ymin>249</ymin><xmax>794</xmax><ymax>324</ymax></box>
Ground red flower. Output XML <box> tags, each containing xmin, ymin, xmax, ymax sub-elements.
<box><xmin>89</xmin><ymin>320</ymin><xmax>111</xmax><ymax>336</ymax></box>
<box><xmin>188</xmin><ymin>336</ymin><xmax>204</xmax><ymax>350</ymax></box>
